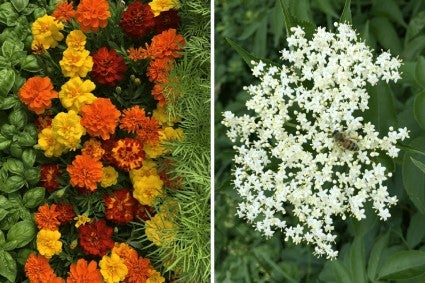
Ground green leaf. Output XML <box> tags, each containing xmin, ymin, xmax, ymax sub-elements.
<box><xmin>16</xmin><ymin>131</ymin><xmax>36</xmax><ymax>147</ymax></box>
<box><xmin>370</xmin><ymin>17</ymin><xmax>402</xmax><ymax>55</ymax></box>
<box><xmin>378</xmin><ymin>250</ymin><xmax>425</xmax><ymax>280</ymax></box>
<box><xmin>367</xmin><ymin>232</ymin><xmax>389</xmax><ymax>281</ymax></box>
<box><xmin>24</xmin><ymin>168</ymin><xmax>40</xmax><ymax>185</ymax></box>
<box><xmin>0</xmin><ymin>230</ymin><xmax>5</xmax><ymax>245</ymax></box>
<box><xmin>312</xmin><ymin>0</ymin><xmax>338</xmax><ymax>18</ymax></box>
<box><xmin>411</xmin><ymin>157</ymin><xmax>425</xmax><ymax>174</ymax></box>
<box><xmin>22</xmin><ymin>149</ymin><xmax>36</xmax><ymax>168</ymax></box>
<box><xmin>1</xmin><ymin>175</ymin><xmax>25</xmax><ymax>193</ymax></box>
<box><xmin>225</xmin><ymin>37</ymin><xmax>261</xmax><ymax>68</ymax></box>
<box><xmin>349</xmin><ymin>237</ymin><xmax>366</xmax><ymax>283</ymax></box>
<box><xmin>406</xmin><ymin>212</ymin><xmax>425</xmax><ymax>249</ymax></box>
<box><xmin>415</xmin><ymin>58</ymin><xmax>425</xmax><ymax>88</ymax></box>
<box><xmin>4</xmin><ymin>158</ymin><xmax>24</xmax><ymax>175</ymax></box>
<box><xmin>23</xmin><ymin>187</ymin><xmax>45</xmax><ymax>209</ymax></box>
<box><xmin>0</xmin><ymin>68</ymin><xmax>15</xmax><ymax>96</ymax></box>
<box><xmin>339</xmin><ymin>0</ymin><xmax>352</xmax><ymax>24</ymax></box>
<box><xmin>9</xmin><ymin>143</ymin><xmax>22</xmax><ymax>159</ymax></box>
<box><xmin>331</xmin><ymin>260</ymin><xmax>353</xmax><ymax>283</ymax></box>
<box><xmin>279</xmin><ymin>0</ymin><xmax>295</xmax><ymax>35</ymax></box>
<box><xmin>1</xmin><ymin>39</ymin><xmax>24</xmax><ymax>59</ymax></box>
<box><xmin>11</xmin><ymin>0</ymin><xmax>29</xmax><ymax>12</ymax></box>
<box><xmin>371</xmin><ymin>0</ymin><xmax>406</xmax><ymax>27</ymax></box>
<box><xmin>406</xmin><ymin>11</ymin><xmax>425</xmax><ymax>42</ymax></box>
<box><xmin>0</xmin><ymin>208</ymin><xmax>8</xmax><ymax>222</ymax></box>
<box><xmin>6</xmin><ymin>220</ymin><xmax>36</xmax><ymax>249</ymax></box>
<box><xmin>16</xmin><ymin>249</ymin><xmax>32</xmax><ymax>265</ymax></box>
<box><xmin>20</xmin><ymin>55</ymin><xmax>41</xmax><ymax>72</ymax></box>
<box><xmin>403</xmin><ymin>137</ymin><xmax>425</xmax><ymax>214</ymax></box>
<box><xmin>0</xmin><ymin>3</ymin><xmax>19</xmax><ymax>26</ymax></box>
<box><xmin>414</xmin><ymin>92</ymin><xmax>425</xmax><ymax>130</ymax></box>
<box><xmin>402</xmin><ymin>35</ymin><xmax>425</xmax><ymax>61</ymax></box>
<box><xmin>0</xmin><ymin>250</ymin><xmax>17</xmax><ymax>282</ymax></box>
<box><xmin>9</xmin><ymin>107</ymin><xmax>27</xmax><ymax>129</ymax></box>
<box><xmin>0</xmin><ymin>96</ymin><xmax>19</xmax><ymax>110</ymax></box>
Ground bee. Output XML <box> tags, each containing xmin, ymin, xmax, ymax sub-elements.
<box><xmin>332</xmin><ymin>131</ymin><xmax>359</xmax><ymax>151</ymax></box>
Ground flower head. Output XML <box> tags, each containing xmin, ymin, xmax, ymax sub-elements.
<box><xmin>143</xmin><ymin>29</ymin><xmax>185</xmax><ymax>60</ymax></box>
<box><xmin>56</xmin><ymin>202</ymin><xmax>75</xmax><ymax>225</ymax></box>
<box><xmin>78</xmin><ymin>219</ymin><xmax>114</xmax><ymax>257</ymax></box>
<box><xmin>147</xmin><ymin>270</ymin><xmax>165</xmax><ymax>283</ymax></box>
<box><xmin>31</xmin><ymin>15</ymin><xmax>64</xmax><ymax>49</ymax></box>
<box><xmin>36</xmin><ymin>229</ymin><xmax>63</xmax><ymax>258</ymax></box>
<box><xmin>66</xmin><ymin>30</ymin><xmax>87</xmax><ymax>51</ymax></box>
<box><xmin>74</xmin><ymin>214</ymin><xmax>91</xmax><ymax>228</ymax></box>
<box><xmin>67</xmin><ymin>154</ymin><xmax>103</xmax><ymax>191</ymax></box>
<box><xmin>19</xmin><ymin>76</ymin><xmax>58</xmax><ymax>114</ymax></box>
<box><xmin>66</xmin><ymin>259</ymin><xmax>103</xmax><ymax>283</ymax></box>
<box><xmin>59</xmin><ymin>77</ymin><xmax>96</xmax><ymax>112</ymax></box>
<box><xmin>51</xmin><ymin>111</ymin><xmax>86</xmax><ymax>150</ymax></box>
<box><xmin>91</xmin><ymin>47</ymin><xmax>128</xmax><ymax>86</ymax></box>
<box><xmin>120</xmin><ymin>106</ymin><xmax>147</xmax><ymax>134</ymax></box>
<box><xmin>59</xmin><ymin>48</ymin><xmax>93</xmax><ymax>78</ymax></box>
<box><xmin>222</xmin><ymin>23</ymin><xmax>407</xmax><ymax>258</ymax></box>
<box><xmin>153</xmin><ymin>9</ymin><xmax>180</xmax><ymax>34</ymax></box>
<box><xmin>52</xmin><ymin>1</ymin><xmax>76</xmax><ymax>23</ymax></box>
<box><xmin>81</xmin><ymin>138</ymin><xmax>105</xmax><ymax>160</ymax></box>
<box><xmin>99</xmin><ymin>253</ymin><xmax>128</xmax><ymax>283</ymax></box>
<box><xmin>145</xmin><ymin>211</ymin><xmax>174</xmax><ymax>246</ymax></box>
<box><xmin>38</xmin><ymin>127</ymin><xmax>66</xmax><ymax>157</ymax></box>
<box><xmin>124</xmin><ymin>255</ymin><xmax>154</xmax><ymax>283</ymax></box>
<box><xmin>101</xmin><ymin>166</ymin><xmax>119</xmax><ymax>188</ymax></box>
<box><xmin>111</xmin><ymin>138</ymin><xmax>145</xmax><ymax>171</ymax></box>
<box><xmin>104</xmin><ymin>189</ymin><xmax>138</xmax><ymax>223</ymax></box>
<box><xmin>130</xmin><ymin>163</ymin><xmax>164</xmax><ymax>206</ymax></box>
<box><xmin>149</xmin><ymin>0</ymin><xmax>179</xmax><ymax>17</ymax></box>
<box><xmin>35</xmin><ymin>203</ymin><xmax>61</xmax><ymax>230</ymax></box>
<box><xmin>40</xmin><ymin>164</ymin><xmax>61</xmax><ymax>193</ymax></box>
<box><xmin>75</xmin><ymin>0</ymin><xmax>111</xmax><ymax>32</ymax></box>
<box><xmin>80</xmin><ymin>98</ymin><xmax>121</xmax><ymax>140</ymax></box>
<box><xmin>25</xmin><ymin>253</ymin><xmax>56</xmax><ymax>282</ymax></box>
<box><xmin>120</xmin><ymin>1</ymin><xmax>155</xmax><ymax>39</ymax></box>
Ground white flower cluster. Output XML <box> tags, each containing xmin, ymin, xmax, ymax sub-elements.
<box><xmin>222</xmin><ymin>23</ymin><xmax>409</xmax><ymax>258</ymax></box>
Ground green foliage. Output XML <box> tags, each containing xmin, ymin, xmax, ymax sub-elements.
<box><xmin>216</xmin><ymin>0</ymin><xmax>425</xmax><ymax>282</ymax></box>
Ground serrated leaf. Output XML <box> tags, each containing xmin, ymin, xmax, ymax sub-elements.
<box><xmin>0</xmin><ymin>250</ymin><xmax>17</xmax><ymax>282</ymax></box>
<box><xmin>406</xmin><ymin>212</ymin><xmax>425</xmax><ymax>249</ymax></box>
<box><xmin>378</xmin><ymin>250</ymin><xmax>425</xmax><ymax>280</ymax></box>
<box><xmin>402</xmin><ymin>35</ymin><xmax>425</xmax><ymax>61</ymax></box>
<box><xmin>406</xmin><ymin>11</ymin><xmax>425</xmax><ymax>42</ymax></box>
<box><xmin>367</xmin><ymin>232</ymin><xmax>389</xmax><ymax>281</ymax></box>
<box><xmin>0</xmin><ymin>68</ymin><xmax>15</xmax><ymax>96</ymax></box>
<box><xmin>370</xmin><ymin>17</ymin><xmax>402</xmax><ymax>55</ymax></box>
<box><xmin>331</xmin><ymin>260</ymin><xmax>353</xmax><ymax>283</ymax></box>
<box><xmin>225</xmin><ymin>37</ymin><xmax>261</xmax><ymax>68</ymax></box>
<box><xmin>411</xmin><ymin>157</ymin><xmax>425</xmax><ymax>174</ymax></box>
<box><xmin>278</xmin><ymin>0</ymin><xmax>294</xmax><ymax>35</ymax></box>
<box><xmin>339</xmin><ymin>0</ymin><xmax>352</xmax><ymax>24</ymax></box>
<box><xmin>371</xmin><ymin>0</ymin><xmax>406</xmax><ymax>27</ymax></box>
<box><xmin>6</xmin><ymin>220</ymin><xmax>36</xmax><ymax>249</ymax></box>
<box><xmin>312</xmin><ymin>0</ymin><xmax>338</xmax><ymax>18</ymax></box>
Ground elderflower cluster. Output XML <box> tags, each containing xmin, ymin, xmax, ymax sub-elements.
<box><xmin>222</xmin><ymin>23</ymin><xmax>409</xmax><ymax>258</ymax></box>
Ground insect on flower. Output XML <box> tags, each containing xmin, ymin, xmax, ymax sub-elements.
<box><xmin>332</xmin><ymin>130</ymin><xmax>359</xmax><ymax>151</ymax></box>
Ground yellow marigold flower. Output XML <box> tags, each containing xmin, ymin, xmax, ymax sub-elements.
<box><xmin>152</xmin><ymin>106</ymin><xmax>181</xmax><ymax>126</ymax></box>
<box><xmin>74</xmin><ymin>214</ymin><xmax>91</xmax><ymax>228</ymax></box>
<box><xmin>51</xmin><ymin>111</ymin><xmax>86</xmax><ymax>150</ymax></box>
<box><xmin>66</xmin><ymin>30</ymin><xmax>87</xmax><ymax>50</ymax></box>
<box><xmin>147</xmin><ymin>270</ymin><xmax>165</xmax><ymax>283</ymax></box>
<box><xmin>59</xmin><ymin>48</ymin><xmax>93</xmax><ymax>78</ymax></box>
<box><xmin>38</xmin><ymin>127</ymin><xmax>66</xmax><ymax>157</ymax></box>
<box><xmin>36</xmin><ymin>229</ymin><xmax>62</xmax><ymax>258</ymax></box>
<box><xmin>81</xmin><ymin>138</ymin><xmax>105</xmax><ymax>160</ymax></box>
<box><xmin>59</xmin><ymin>77</ymin><xmax>96</xmax><ymax>112</ymax></box>
<box><xmin>149</xmin><ymin>0</ymin><xmax>179</xmax><ymax>17</ymax></box>
<box><xmin>143</xmin><ymin>127</ymin><xmax>184</xmax><ymax>159</ymax></box>
<box><xmin>132</xmin><ymin>174</ymin><xmax>164</xmax><ymax>206</ymax></box>
<box><xmin>163</xmin><ymin>126</ymin><xmax>184</xmax><ymax>140</ymax></box>
<box><xmin>130</xmin><ymin>160</ymin><xmax>158</xmax><ymax>177</ymax></box>
<box><xmin>101</xmin><ymin>166</ymin><xmax>118</xmax><ymax>188</ymax></box>
<box><xmin>145</xmin><ymin>211</ymin><xmax>175</xmax><ymax>246</ymax></box>
<box><xmin>31</xmin><ymin>15</ymin><xmax>64</xmax><ymax>49</ymax></box>
<box><xmin>99</xmin><ymin>253</ymin><xmax>128</xmax><ymax>283</ymax></box>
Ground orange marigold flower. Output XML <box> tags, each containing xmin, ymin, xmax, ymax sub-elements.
<box><xmin>81</xmin><ymin>138</ymin><xmax>105</xmax><ymax>160</ymax></box>
<box><xmin>112</xmin><ymin>242</ymin><xmax>138</xmax><ymax>263</ymax></box>
<box><xmin>52</xmin><ymin>1</ymin><xmax>76</xmax><ymax>23</ymax></box>
<box><xmin>67</xmin><ymin>154</ymin><xmax>103</xmax><ymax>191</ymax></box>
<box><xmin>151</xmin><ymin>84</ymin><xmax>167</xmax><ymax>107</ymax></box>
<box><xmin>125</xmin><ymin>255</ymin><xmax>154</xmax><ymax>283</ymax></box>
<box><xmin>120</xmin><ymin>106</ymin><xmax>147</xmax><ymax>134</ymax></box>
<box><xmin>145</xmin><ymin>28</ymin><xmax>185</xmax><ymax>60</ymax></box>
<box><xmin>136</xmin><ymin>116</ymin><xmax>160</xmax><ymax>146</ymax></box>
<box><xmin>75</xmin><ymin>0</ymin><xmax>111</xmax><ymax>32</ymax></box>
<box><xmin>19</xmin><ymin>77</ymin><xmax>58</xmax><ymax>114</ymax></box>
<box><xmin>66</xmin><ymin>258</ymin><xmax>103</xmax><ymax>283</ymax></box>
<box><xmin>25</xmin><ymin>253</ymin><xmax>56</xmax><ymax>283</ymax></box>
<box><xmin>147</xmin><ymin>58</ymin><xmax>172</xmax><ymax>83</ymax></box>
<box><xmin>80</xmin><ymin>98</ymin><xmax>121</xmax><ymax>140</ymax></box>
<box><xmin>104</xmin><ymin>189</ymin><xmax>138</xmax><ymax>224</ymax></box>
<box><xmin>40</xmin><ymin>164</ymin><xmax>61</xmax><ymax>193</ymax></box>
<box><xmin>78</xmin><ymin>219</ymin><xmax>114</xmax><ymax>257</ymax></box>
<box><xmin>35</xmin><ymin>203</ymin><xmax>61</xmax><ymax>230</ymax></box>
<box><xmin>127</xmin><ymin>47</ymin><xmax>147</xmax><ymax>61</ymax></box>
<box><xmin>112</xmin><ymin>138</ymin><xmax>145</xmax><ymax>171</ymax></box>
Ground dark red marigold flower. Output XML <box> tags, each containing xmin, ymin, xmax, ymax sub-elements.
<box><xmin>134</xmin><ymin>203</ymin><xmax>155</xmax><ymax>221</ymax></box>
<box><xmin>91</xmin><ymin>47</ymin><xmax>128</xmax><ymax>86</ymax></box>
<box><xmin>56</xmin><ymin>202</ymin><xmax>75</xmax><ymax>225</ymax></box>
<box><xmin>104</xmin><ymin>189</ymin><xmax>138</xmax><ymax>224</ymax></box>
<box><xmin>35</xmin><ymin>114</ymin><xmax>53</xmax><ymax>131</ymax></box>
<box><xmin>78</xmin><ymin>219</ymin><xmax>114</xmax><ymax>257</ymax></box>
<box><xmin>101</xmin><ymin>136</ymin><xmax>118</xmax><ymax>164</ymax></box>
<box><xmin>119</xmin><ymin>1</ymin><xmax>155</xmax><ymax>39</ymax></box>
<box><xmin>40</xmin><ymin>164</ymin><xmax>61</xmax><ymax>193</ymax></box>
<box><xmin>158</xmin><ymin>159</ymin><xmax>183</xmax><ymax>190</ymax></box>
<box><xmin>153</xmin><ymin>9</ymin><xmax>181</xmax><ymax>34</ymax></box>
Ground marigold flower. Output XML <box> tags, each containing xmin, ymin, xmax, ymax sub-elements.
<box><xmin>135</xmin><ymin>203</ymin><xmax>156</xmax><ymax>221</ymax></box>
<box><xmin>145</xmin><ymin>211</ymin><xmax>175</xmax><ymax>246</ymax></box>
<box><xmin>152</xmin><ymin>105</ymin><xmax>180</xmax><ymax>126</ymax></box>
<box><xmin>80</xmin><ymin>98</ymin><xmax>121</xmax><ymax>140</ymax></box>
<box><xmin>111</xmin><ymin>243</ymin><xmax>138</xmax><ymax>262</ymax></box>
<box><xmin>66</xmin><ymin>259</ymin><xmax>103</xmax><ymax>283</ymax></box>
<box><xmin>144</xmin><ymin>28</ymin><xmax>185</xmax><ymax>60</ymax></box>
<box><xmin>111</xmin><ymin>138</ymin><xmax>145</xmax><ymax>171</ymax></box>
<box><xmin>149</xmin><ymin>0</ymin><xmax>179</xmax><ymax>17</ymax></box>
<box><xmin>67</xmin><ymin>154</ymin><xmax>103</xmax><ymax>191</ymax></box>
<box><xmin>143</xmin><ymin>127</ymin><xmax>184</xmax><ymax>159</ymax></box>
<box><xmin>147</xmin><ymin>270</ymin><xmax>165</xmax><ymax>283</ymax></box>
<box><xmin>120</xmin><ymin>1</ymin><xmax>155</xmax><ymax>39</ymax></box>
<box><xmin>120</xmin><ymin>105</ymin><xmax>147</xmax><ymax>133</ymax></box>
<box><xmin>78</xmin><ymin>219</ymin><xmax>114</xmax><ymax>257</ymax></box>
<box><xmin>74</xmin><ymin>214</ymin><xmax>91</xmax><ymax>228</ymax></box>
<box><xmin>47</xmin><ymin>274</ymin><xmax>66</xmax><ymax>283</ymax></box>
<box><xmin>25</xmin><ymin>253</ymin><xmax>56</xmax><ymax>282</ymax></box>
<box><xmin>52</xmin><ymin>1</ymin><xmax>76</xmax><ymax>23</ymax></box>
<box><xmin>136</xmin><ymin>116</ymin><xmax>160</xmax><ymax>145</ymax></box>
<box><xmin>153</xmin><ymin>9</ymin><xmax>180</xmax><ymax>34</ymax></box>
<box><xmin>104</xmin><ymin>189</ymin><xmax>137</xmax><ymax>223</ymax></box>
<box><xmin>59</xmin><ymin>48</ymin><xmax>93</xmax><ymax>78</ymax></box>
<box><xmin>37</xmin><ymin>229</ymin><xmax>63</xmax><ymax>258</ymax></box>
<box><xmin>32</xmin><ymin>37</ymin><xmax>46</xmax><ymax>55</ymax></box>
<box><xmin>56</xmin><ymin>202</ymin><xmax>75</xmax><ymax>225</ymax></box>
<box><xmin>91</xmin><ymin>47</ymin><xmax>128</xmax><ymax>86</ymax></box>
<box><xmin>147</xmin><ymin>58</ymin><xmax>172</xmax><ymax>83</ymax></box>
<box><xmin>59</xmin><ymin>77</ymin><xmax>96</xmax><ymax>112</ymax></box>
<box><xmin>101</xmin><ymin>166</ymin><xmax>118</xmax><ymax>188</ymax></box>
<box><xmin>66</xmin><ymin>30</ymin><xmax>87</xmax><ymax>51</ymax></box>
<box><xmin>75</xmin><ymin>0</ymin><xmax>111</xmax><ymax>32</ymax></box>
<box><xmin>19</xmin><ymin>76</ymin><xmax>58</xmax><ymax>115</ymax></box>
<box><xmin>51</xmin><ymin>111</ymin><xmax>85</xmax><ymax>150</ymax></box>
<box><xmin>130</xmin><ymin>166</ymin><xmax>164</xmax><ymax>206</ymax></box>
<box><xmin>35</xmin><ymin>113</ymin><xmax>54</xmax><ymax>131</ymax></box>
<box><xmin>124</xmin><ymin>255</ymin><xmax>154</xmax><ymax>283</ymax></box>
<box><xmin>32</xmin><ymin>15</ymin><xmax>64</xmax><ymax>49</ymax></box>
<box><xmin>151</xmin><ymin>84</ymin><xmax>167</xmax><ymax>106</ymax></box>
<box><xmin>38</xmin><ymin>127</ymin><xmax>67</xmax><ymax>157</ymax></box>
<box><xmin>35</xmin><ymin>203</ymin><xmax>61</xmax><ymax>230</ymax></box>
<box><xmin>127</xmin><ymin>47</ymin><xmax>145</xmax><ymax>61</ymax></box>
<box><xmin>40</xmin><ymin>164</ymin><xmax>61</xmax><ymax>193</ymax></box>
<box><xmin>81</xmin><ymin>138</ymin><xmax>105</xmax><ymax>160</ymax></box>
<box><xmin>99</xmin><ymin>253</ymin><xmax>128</xmax><ymax>283</ymax></box>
